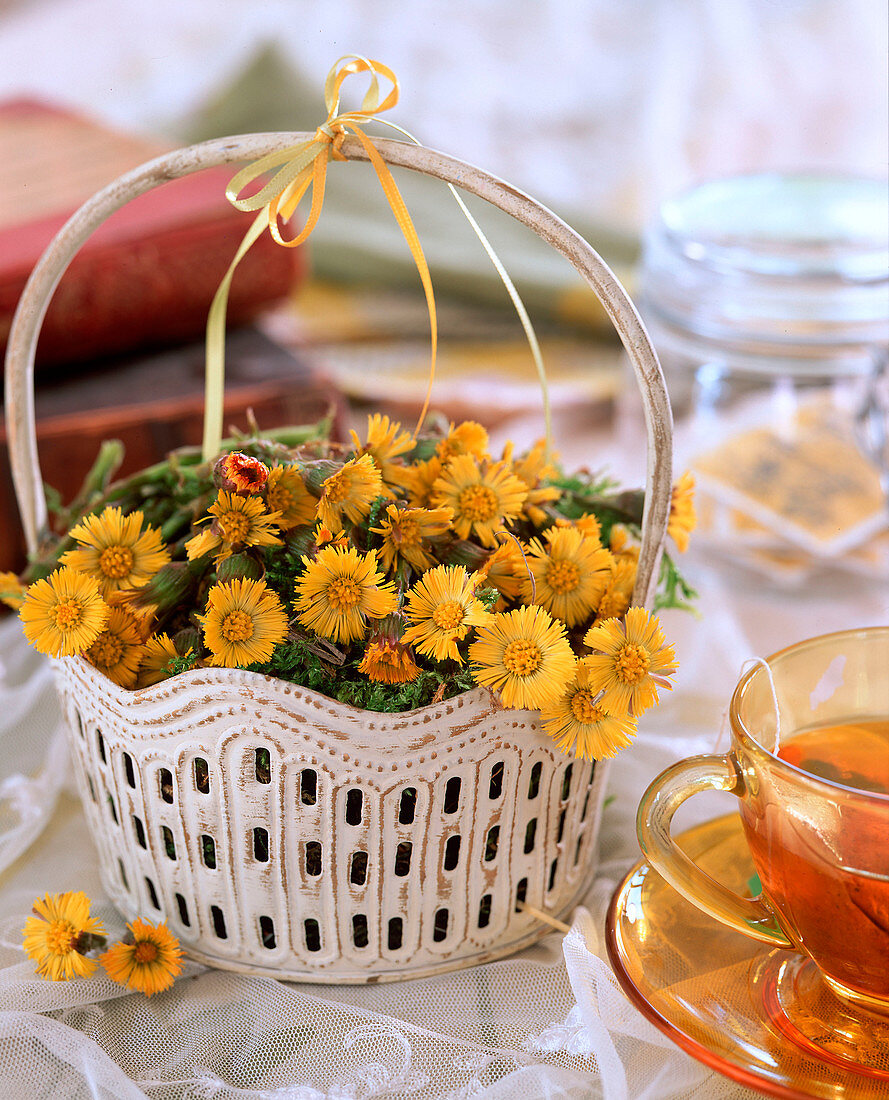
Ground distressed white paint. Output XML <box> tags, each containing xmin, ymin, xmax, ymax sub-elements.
<box><xmin>56</xmin><ymin>656</ymin><xmax>611</xmax><ymax>981</ymax></box>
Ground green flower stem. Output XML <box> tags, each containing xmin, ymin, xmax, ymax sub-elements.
<box><xmin>26</xmin><ymin>420</ymin><xmax>329</xmax><ymax>581</ymax></box>
<box><xmin>160</xmin><ymin>508</ymin><xmax>199</xmax><ymax>543</ymax></box>
<box><xmin>57</xmin><ymin>439</ymin><xmax>125</xmax><ymax>528</ymax></box>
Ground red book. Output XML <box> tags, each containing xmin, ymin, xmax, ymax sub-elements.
<box><xmin>0</xmin><ymin>99</ymin><xmax>304</xmax><ymax>368</ymax></box>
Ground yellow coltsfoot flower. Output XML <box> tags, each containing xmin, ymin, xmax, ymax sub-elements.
<box><xmin>431</xmin><ymin>454</ymin><xmax>527</xmax><ymax>549</ymax></box>
<box><xmin>609</xmin><ymin>524</ymin><xmax>640</xmax><ymax>565</ymax></box>
<box><xmin>136</xmin><ymin>633</ymin><xmax>182</xmax><ymax>688</ymax></box>
<box><xmin>404</xmin><ymin>455</ymin><xmax>443</xmax><ymax>509</ymax></box>
<box><xmin>469</xmin><ymin>604</ymin><xmax>576</xmax><ymax>710</ymax></box>
<box><xmin>401</xmin><ymin>565</ymin><xmax>491</xmax><ymax>664</ymax></box>
<box><xmin>372</xmin><ymin>504</ymin><xmax>454</xmax><ymax>574</ymax></box>
<box><xmin>61</xmin><ymin>506</ymin><xmax>170</xmax><ymax>598</ymax></box>
<box><xmin>507</xmin><ymin>438</ymin><xmax>562</xmax><ymax>526</ymax></box>
<box><xmin>349</xmin><ymin>413</ymin><xmax>415</xmax><ymax>492</ymax></box>
<box><xmin>556</xmin><ymin>512</ymin><xmax>602</xmax><ymax>543</ymax></box>
<box><xmin>200</xmin><ymin>578</ymin><xmax>289</xmax><ymax>668</ymax></box>
<box><xmin>185</xmin><ymin>491</ymin><xmax>283</xmax><ymax>564</ymax></box>
<box><xmin>84</xmin><ymin>604</ymin><xmax>147</xmax><ymax>688</ymax></box>
<box><xmin>265</xmin><ymin>465</ymin><xmax>317</xmax><ymax>530</ymax></box>
<box><xmin>668</xmin><ymin>471</ymin><xmax>697</xmax><ymax>553</ymax></box>
<box><xmin>470</xmin><ymin>539</ymin><xmax>529</xmax><ymax>602</ymax></box>
<box><xmin>359</xmin><ymin>636</ymin><xmax>421</xmax><ymax>684</ymax></box>
<box><xmin>583</xmin><ymin>606</ymin><xmax>677</xmax><ymax>718</ymax></box>
<box><xmin>0</xmin><ymin>571</ymin><xmax>27</xmax><ymax>610</ymax></box>
<box><xmin>316</xmin><ymin>454</ymin><xmax>383</xmax><ymax>532</ymax></box>
<box><xmin>20</xmin><ymin>568</ymin><xmax>109</xmax><ymax>658</ymax></box>
<box><xmin>23</xmin><ymin>891</ymin><xmax>105</xmax><ymax>981</ymax></box>
<box><xmin>436</xmin><ymin>420</ymin><xmax>490</xmax><ymax>463</ymax></box>
<box><xmin>521</xmin><ymin>525</ymin><xmax>614</xmax><ymax>628</ymax></box>
<box><xmin>540</xmin><ymin>659</ymin><xmax>637</xmax><ymax>760</ymax></box>
<box><xmin>314</xmin><ymin>525</ymin><xmax>349</xmax><ymax>549</ymax></box>
<box><xmin>594</xmin><ymin>557</ymin><xmax>637</xmax><ymax>623</ymax></box>
<box><xmin>295</xmin><ymin>546</ymin><xmax>396</xmax><ymax>645</ymax></box>
<box><xmin>101</xmin><ymin>917</ymin><xmax>183</xmax><ymax>996</ymax></box>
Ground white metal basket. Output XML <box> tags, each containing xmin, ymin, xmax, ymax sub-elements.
<box><xmin>5</xmin><ymin>134</ymin><xmax>672</xmax><ymax>981</ymax></box>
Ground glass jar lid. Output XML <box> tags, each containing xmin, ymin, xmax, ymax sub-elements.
<box><xmin>640</xmin><ymin>173</ymin><xmax>889</xmax><ymax>364</ymax></box>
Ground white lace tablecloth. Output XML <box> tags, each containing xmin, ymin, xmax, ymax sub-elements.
<box><xmin>0</xmin><ymin>545</ymin><xmax>883</xmax><ymax>1100</ymax></box>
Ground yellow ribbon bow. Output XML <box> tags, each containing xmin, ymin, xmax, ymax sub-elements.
<box><xmin>203</xmin><ymin>54</ymin><xmax>551</xmax><ymax>464</ymax></box>
<box><xmin>203</xmin><ymin>55</ymin><xmax>437</xmax><ymax>461</ymax></box>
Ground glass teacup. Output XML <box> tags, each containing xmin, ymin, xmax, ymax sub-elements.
<box><xmin>637</xmin><ymin>626</ymin><xmax>889</xmax><ymax>1015</ymax></box>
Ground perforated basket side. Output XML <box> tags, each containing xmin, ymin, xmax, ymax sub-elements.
<box><xmin>56</xmin><ymin>657</ymin><xmax>610</xmax><ymax>981</ymax></box>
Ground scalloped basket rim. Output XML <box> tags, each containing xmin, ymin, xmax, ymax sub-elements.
<box><xmin>54</xmin><ymin>653</ymin><xmax>532</xmax><ymax>733</ymax></box>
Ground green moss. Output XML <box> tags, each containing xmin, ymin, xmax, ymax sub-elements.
<box><xmin>165</xmin><ymin>653</ymin><xmax>199</xmax><ymax>677</ymax></box>
<box><xmin>247</xmin><ymin>640</ymin><xmax>476</xmax><ymax>711</ymax></box>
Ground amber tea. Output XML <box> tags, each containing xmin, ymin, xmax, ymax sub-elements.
<box><xmin>742</xmin><ymin>719</ymin><xmax>889</xmax><ymax>1003</ymax></box>
<box><xmin>776</xmin><ymin>719</ymin><xmax>889</xmax><ymax>795</ymax></box>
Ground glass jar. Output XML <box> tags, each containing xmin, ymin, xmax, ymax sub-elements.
<box><xmin>634</xmin><ymin>172</ymin><xmax>889</xmax><ymax>586</ymax></box>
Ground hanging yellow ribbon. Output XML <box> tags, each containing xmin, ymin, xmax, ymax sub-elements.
<box><xmin>204</xmin><ymin>55</ymin><xmax>435</xmax><ymax>460</ymax></box>
<box><xmin>203</xmin><ymin>54</ymin><xmax>552</xmax><ymax>463</ymax></box>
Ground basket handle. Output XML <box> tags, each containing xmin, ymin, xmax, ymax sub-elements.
<box><xmin>4</xmin><ymin>133</ymin><xmax>672</xmax><ymax>606</ymax></box>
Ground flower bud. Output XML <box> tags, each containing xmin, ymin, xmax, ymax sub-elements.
<box><xmin>285</xmin><ymin>525</ymin><xmax>317</xmax><ymax>559</ymax></box>
<box><xmin>173</xmin><ymin>626</ymin><xmax>202</xmax><ymax>656</ymax></box>
<box><xmin>75</xmin><ymin>931</ymin><xmax>108</xmax><ymax>954</ymax></box>
<box><xmin>215</xmin><ymin>553</ymin><xmax>264</xmax><ymax>583</ymax></box>
<box><xmin>213</xmin><ymin>452</ymin><xmax>269</xmax><ymax>494</ymax></box>
<box><xmin>370</xmin><ymin>612</ymin><xmax>407</xmax><ymax>641</ymax></box>
<box><xmin>405</xmin><ymin>436</ymin><xmax>438</xmax><ymax>463</ymax></box>
<box><xmin>116</xmin><ymin>562</ymin><xmax>196</xmax><ymax>615</ymax></box>
<box><xmin>299</xmin><ymin>459</ymin><xmax>344</xmax><ymax>496</ymax></box>
<box><xmin>445</xmin><ymin>540</ymin><xmax>491</xmax><ymax>569</ymax></box>
<box><xmin>609</xmin><ymin>489</ymin><xmax>645</xmax><ymax>525</ymax></box>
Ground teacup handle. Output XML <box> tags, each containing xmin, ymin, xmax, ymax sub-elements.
<box><xmin>636</xmin><ymin>753</ymin><xmax>794</xmax><ymax>948</ymax></box>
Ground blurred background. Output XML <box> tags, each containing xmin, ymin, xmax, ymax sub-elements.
<box><xmin>2</xmin><ymin>0</ymin><xmax>886</xmax><ymax>226</ymax></box>
<box><xmin>1</xmin><ymin>0</ymin><xmax>887</xmax><ymax>577</ymax></box>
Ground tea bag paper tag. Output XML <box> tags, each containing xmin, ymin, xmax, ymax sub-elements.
<box><xmin>686</xmin><ymin>397</ymin><xmax>887</xmax><ymax>559</ymax></box>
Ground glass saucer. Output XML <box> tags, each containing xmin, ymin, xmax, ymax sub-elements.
<box><xmin>606</xmin><ymin>813</ymin><xmax>889</xmax><ymax>1099</ymax></box>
